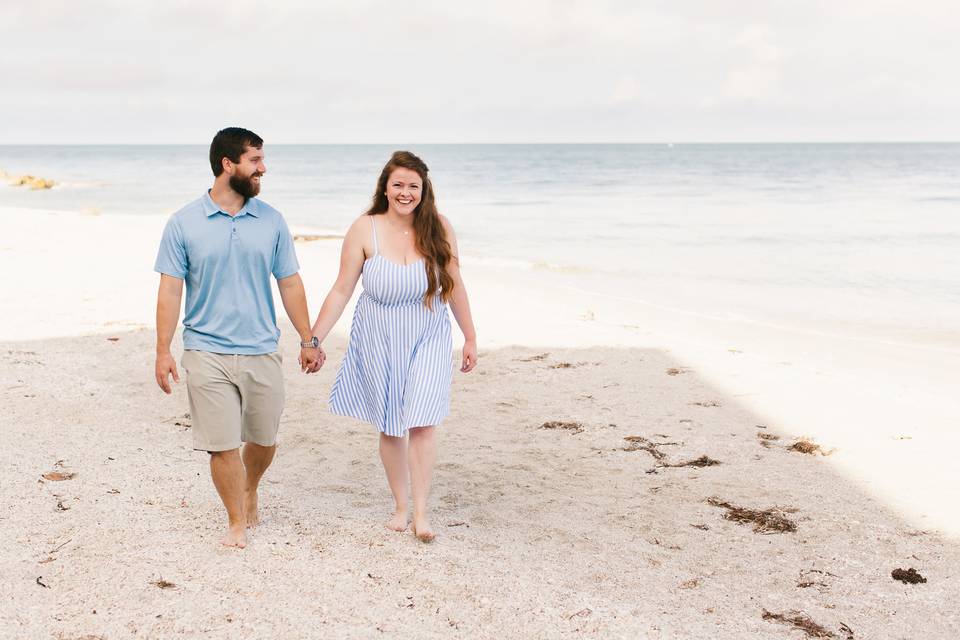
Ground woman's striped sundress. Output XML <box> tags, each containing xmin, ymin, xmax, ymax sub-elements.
<box><xmin>329</xmin><ymin>215</ymin><xmax>453</xmax><ymax>437</ymax></box>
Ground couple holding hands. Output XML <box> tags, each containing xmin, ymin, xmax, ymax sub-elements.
<box><xmin>154</xmin><ymin>127</ymin><xmax>477</xmax><ymax>548</ymax></box>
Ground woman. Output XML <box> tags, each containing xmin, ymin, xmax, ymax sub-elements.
<box><xmin>309</xmin><ymin>151</ymin><xmax>477</xmax><ymax>542</ymax></box>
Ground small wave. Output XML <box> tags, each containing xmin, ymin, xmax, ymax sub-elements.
<box><xmin>485</xmin><ymin>200</ymin><xmax>551</xmax><ymax>207</ymax></box>
<box><xmin>465</xmin><ymin>256</ymin><xmax>537</xmax><ymax>270</ymax></box>
<box><xmin>464</xmin><ymin>255</ymin><xmax>597</xmax><ymax>274</ymax></box>
<box><xmin>916</xmin><ymin>196</ymin><xmax>960</xmax><ymax>203</ymax></box>
<box><xmin>294</xmin><ymin>232</ymin><xmax>344</xmax><ymax>242</ymax></box>
<box><xmin>288</xmin><ymin>225</ymin><xmax>346</xmax><ymax>241</ymax></box>
<box><xmin>53</xmin><ymin>180</ymin><xmax>110</xmax><ymax>189</ymax></box>
<box><xmin>531</xmin><ymin>261</ymin><xmax>593</xmax><ymax>274</ymax></box>
<box><xmin>559</xmin><ymin>284</ymin><xmax>960</xmax><ymax>355</ymax></box>
<box><xmin>0</xmin><ymin>204</ymin><xmax>92</xmax><ymax>216</ymax></box>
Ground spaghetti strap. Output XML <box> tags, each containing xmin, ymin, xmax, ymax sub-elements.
<box><xmin>369</xmin><ymin>215</ymin><xmax>380</xmax><ymax>255</ymax></box>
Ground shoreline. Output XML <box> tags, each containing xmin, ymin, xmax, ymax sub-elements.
<box><xmin>1</xmin><ymin>205</ymin><xmax>958</xmax><ymax>538</ymax></box>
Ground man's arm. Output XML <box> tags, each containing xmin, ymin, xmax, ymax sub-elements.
<box><xmin>277</xmin><ymin>273</ymin><xmax>323</xmax><ymax>372</ymax></box>
<box><xmin>155</xmin><ymin>274</ymin><xmax>184</xmax><ymax>394</ymax></box>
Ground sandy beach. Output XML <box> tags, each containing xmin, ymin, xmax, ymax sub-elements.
<box><xmin>2</xmin><ymin>207</ymin><xmax>959</xmax><ymax>638</ymax></box>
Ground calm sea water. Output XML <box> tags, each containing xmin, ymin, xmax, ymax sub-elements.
<box><xmin>2</xmin><ymin>144</ymin><xmax>959</xmax><ymax>347</ymax></box>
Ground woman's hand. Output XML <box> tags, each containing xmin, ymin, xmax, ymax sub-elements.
<box><xmin>299</xmin><ymin>345</ymin><xmax>326</xmax><ymax>373</ymax></box>
<box><xmin>311</xmin><ymin>346</ymin><xmax>326</xmax><ymax>372</ymax></box>
<box><xmin>460</xmin><ymin>340</ymin><xmax>477</xmax><ymax>373</ymax></box>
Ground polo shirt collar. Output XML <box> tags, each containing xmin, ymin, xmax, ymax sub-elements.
<box><xmin>202</xmin><ymin>191</ymin><xmax>260</xmax><ymax>218</ymax></box>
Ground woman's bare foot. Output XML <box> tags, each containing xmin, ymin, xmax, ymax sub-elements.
<box><xmin>385</xmin><ymin>510</ymin><xmax>408</xmax><ymax>532</ymax></box>
<box><xmin>221</xmin><ymin>524</ymin><xmax>247</xmax><ymax>548</ymax></box>
<box><xmin>244</xmin><ymin>490</ymin><xmax>259</xmax><ymax>528</ymax></box>
<box><xmin>411</xmin><ymin>516</ymin><xmax>435</xmax><ymax>543</ymax></box>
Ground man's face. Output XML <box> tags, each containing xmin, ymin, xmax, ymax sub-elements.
<box><xmin>227</xmin><ymin>145</ymin><xmax>266</xmax><ymax>199</ymax></box>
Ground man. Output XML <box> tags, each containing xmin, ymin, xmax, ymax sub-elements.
<box><xmin>154</xmin><ymin>127</ymin><xmax>324</xmax><ymax>548</ymax></box>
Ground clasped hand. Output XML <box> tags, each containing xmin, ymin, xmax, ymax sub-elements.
<box><xmin>299</xmin><ymin>346</ymin><xmax>326</xmax><ymax>374</ymax></box>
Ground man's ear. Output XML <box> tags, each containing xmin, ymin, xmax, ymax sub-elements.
<box><xmin>221</xmin><ymin>157</ymin><xmax>233</xmax><ymax>176</ymax></box>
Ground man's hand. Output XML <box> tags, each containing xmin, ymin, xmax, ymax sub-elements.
<box><xmin>156</xmin><ymin>352</ymin><xmax>180</xmax><ymax>393</ymax></box>
<box><xmin>299</xmin><ymin>346</ymin><xmax>326</xmax><ymax>374</ymax></box>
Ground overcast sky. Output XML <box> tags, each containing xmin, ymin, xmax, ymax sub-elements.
<box><xmin>2</xmin><ymin>1</ymin><xmax>958</xmax><ymax>143</ymax></box>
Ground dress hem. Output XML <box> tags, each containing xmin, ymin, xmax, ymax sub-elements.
<box><xmin>329</xmin><ymin>403</ymin><xmax>448</xmax><ymax>437</ymax></box>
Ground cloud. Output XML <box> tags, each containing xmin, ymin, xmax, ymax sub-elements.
<box><xmin>1</xmin><ymin>2</ymin><xmax>959</xmax><ymax>142</ymax></box>
<box><xmin>610</xmin><ymin>75</ymin><xmax>641</xmax><ymax>105</ymax></box>
<box><xmin>721</xmin><ymin>24</ymin><xmax>784</xmax><ymax>103</ymax></box>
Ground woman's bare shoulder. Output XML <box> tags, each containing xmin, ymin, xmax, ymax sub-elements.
<box><xmin>349</xmin><ymin>213</ymin><xmax>373</xmax><ymax>230</ymax></box>
<box><xmin>343</xmin><ymin>213</ymin><xmax>374</xmax><ymax>239</ymax></box>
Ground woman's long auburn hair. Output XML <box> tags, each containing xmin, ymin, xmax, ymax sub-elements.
<box><xmin>364</xmin><ymin>151</ymin><xmax>454</xmax><ymax>309</ymax></box>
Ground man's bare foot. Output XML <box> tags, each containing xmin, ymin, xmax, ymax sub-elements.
<box><xmin>411</xmin><ymin>516</ymin><xmax>435</xmax><ymax>543</ymax></box>
<box><xmin>385</xmin><ymin>510</ymin><xmax>408</xmax><ymax>532</ymax></box>
<box><xmin>221</xmin><ymin>524</ymin><xmax>247</xmax><ymax>548</ymax></box>
<box><xmin>244</xmin><ymin>489</ymin><xmax>260</xmax><ymax>528</ymax></box>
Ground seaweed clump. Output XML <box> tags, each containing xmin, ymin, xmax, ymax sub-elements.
<box><xmin>707</xmin><ymin>497</ymin><xmax>797</xmax><ymax>534</ymax></box>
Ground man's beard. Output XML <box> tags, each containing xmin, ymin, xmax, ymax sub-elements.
<box><xmin>230</xmin><ymin>172</ymin><xmax>261</xmax><ymax>199</ymax></box>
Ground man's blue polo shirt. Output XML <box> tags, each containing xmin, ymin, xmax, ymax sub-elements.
<box><xmin>154</xmin><ymin>192</ymin><xmax>300</xmax><ymax>355</ymax></box>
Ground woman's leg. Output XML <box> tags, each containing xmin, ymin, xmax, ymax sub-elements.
<box><xmin>407</xmin><ymin>425</ymin><xmax>437</xmax><ymax>541</ymax></box>
<box><xmin>379</xmin><ymin>432</ymin><xmax>409</xmax><ymax>531</ymax></box>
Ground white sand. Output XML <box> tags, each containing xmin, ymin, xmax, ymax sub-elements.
<box><xmin>3</xmin><ymin>206</ymin><xmax>958</xmax><ymax>535</ymax></box>
<box><xmin>2</xmin><ymin>207</ymin><xmax>959</xmax><ymax>637</ymax></box>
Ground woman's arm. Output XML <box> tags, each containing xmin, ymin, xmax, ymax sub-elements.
<box><xmin>442</xmin><ymin>216</ymin><xmax>477</xmax><ymax>373</ymax></box>
<box><xmin>308</xmin><ymin>217</ymin><xmax>367</xmax><ymax>366</ymax></box>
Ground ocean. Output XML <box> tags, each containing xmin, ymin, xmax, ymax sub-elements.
<box><xmin>2</xmin><ymin>143</ymin><xmax>958</xmax><ymax>350</ymax></box>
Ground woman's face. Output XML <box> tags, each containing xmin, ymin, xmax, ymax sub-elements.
<box><xmin>384</xmin><ymin>167</ymin><xmax>422</xmax><ymax>217</ymax></box>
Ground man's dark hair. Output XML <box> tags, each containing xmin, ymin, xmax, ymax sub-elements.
<box><xmin>209</xmin><ymin>127</ymin><xmax>263</xmax><ymax>176</ymax></box>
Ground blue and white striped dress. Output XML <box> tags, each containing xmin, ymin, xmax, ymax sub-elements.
<box><xmin>330</xmin><ymin>216</ymin><xmax>453</xmax><ymax>437</ymax></box>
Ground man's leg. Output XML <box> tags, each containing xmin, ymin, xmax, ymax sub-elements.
<box><xmin>183</xmin><ymin>351</ymin><xmax>246</xmax><ymax>548</ymax></box>
<box><xmin>209</xmin><ymin>449</ymin><xmax>247</xmax><ymax>548</ymax></box>
<box><xmin>237</xmin><ymin>352</ymin><xmax>285</xmax><ymax>528</ymax></box>
<box><xmin>242</xmin><ymin>443</ymin><xmax>276</xmax><ymax>527</ymax></box>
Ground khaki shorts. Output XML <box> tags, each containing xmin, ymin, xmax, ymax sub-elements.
<box><xmin>181</xmin><ymin>350</ymin><xmax>285</xmax><ymax>452</ymax></box>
